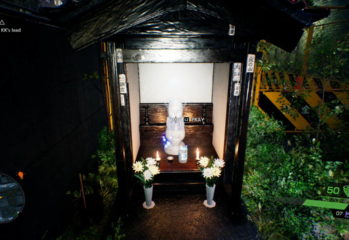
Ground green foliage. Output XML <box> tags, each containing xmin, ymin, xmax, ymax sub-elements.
<box><xmin>257</xmin><ymin>26</ymin><xmax>349</xmax><ymax>83</ymax></box>
<box><xmin>107</xmin><ymin>219</ymin><xmax>126</xmax><ymax>240</ymax></box>
<box><xmin>243</xmin><ymin>107</ymin><xmax>348</xmax><ymax>239</ymax></box>
<box><xmin>56</xmin><ymin>225</ymin><xmax>101</xmax><ymax>240</ymax></box>
<box><xmin>257</xmin><ymin>40</ymin><xmax>303</xmax><ymax>74</ymax></box>
<box><xmin>309</xmin><ymin>31</ymin><xmax>349</xmax><ymax>81</ymax></box>
<box><xmin>317</xmin><ymin>122</ymin><xmax>349</xmax><ymax>165</ymax></box>
<box><xmin>251</xmin><ymin>10</ymin><xmax>349</xmax><ymax>239</ymax></box>
<box><xmin>58</xmin><ymin>127</ymin><xmax>124</xmax><ymax>240</ymax></box>
<box><xmin>67</xmin><ymin>127</ymin><xmax>117</xmax><ymax>207</ymax></box>
<box><xmin>56</xmin><ymin>219</ymin><xmax>126</xmax><ymax>240</ymax></box>
<box><xmin>273</xmin><ymin>87</ymin><xmax>349</xmax><ymax>164</ymax></box>
<box><xmin>91</xmin><ymin>127</ymin><xmax>118</xmax><ymax>207</ymax></box>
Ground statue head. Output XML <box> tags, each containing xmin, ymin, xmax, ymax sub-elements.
<box><xmin>168</xmin><ymin>100</ymin><xmax>183</xmax><ymax>118</ymax></box>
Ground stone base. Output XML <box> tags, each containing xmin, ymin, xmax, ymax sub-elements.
<box><xmin>164</xmin><ymin>141</ymin><xmax>184</xmax><ymax>155</ymax></box>
<box><xmin>203</xmin><ymin>200</ymin><xmax>216</xmax><ymax>208</ymax></box>
<box><xmin>143</xmin><ymin>201</ymin><xmax>155</xmax><ymax>209</ymax></box>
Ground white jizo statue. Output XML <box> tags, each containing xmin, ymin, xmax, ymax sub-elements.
<box><xmin>164</xmin><ymin>100</ymin><xmax>185</xmax><ymax>155</ymax></box>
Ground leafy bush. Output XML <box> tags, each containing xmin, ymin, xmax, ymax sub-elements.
<box><xmin>57</xmin><ymin>127</ymin><xmax>124</xmax><ymax>240</ymax></box>
<box><xmin>91</xmin><ymin>127</ymin><xmax>118</xmax><ymax>207</ymax></box>
<box><xmin>243</xmin><ymin>107</ymin><xmax>348</xmax><ymax>239</ymax></box>
<box><xmin>309</xmin><ymin>32</ymin><xmax>349</xmax><ymax>81</ymax></box>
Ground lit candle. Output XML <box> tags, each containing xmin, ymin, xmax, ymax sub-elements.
<box><xmin>196</xmin><ymin>148</ymin><xmax>200</xmax><ymax>160</ymax></box>
<box><xmin>156</xmin><ymin>151</ymin><xmax>161</xmax><ymax>161</ymax></box>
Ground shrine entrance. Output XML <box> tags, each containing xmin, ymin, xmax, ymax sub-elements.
<box><xmin>128</xmin><ymin>63</ymin><xmax>226</xmax><ymax>174</ymax></box>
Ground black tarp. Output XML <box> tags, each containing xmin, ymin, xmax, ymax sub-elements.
<box><xmin>66</xmin><ymin>0</ymin><xmax>329</xmax><ymax>51</ymax></box>
<box><xmin>0</xmin><ymin>0</ymin><xmax>330</xmax><ymax>51</ymax></box>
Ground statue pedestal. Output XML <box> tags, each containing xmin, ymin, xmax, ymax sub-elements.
<box><xmin>164</xmin><ymin>141</ymin><xmax>184</xmax><ymax>155</ymax></box>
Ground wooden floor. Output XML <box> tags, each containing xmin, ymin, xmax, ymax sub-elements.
<box><xmin>138</xmin><ymin>125</ymin><xmax>218</xmax><ymax>173</ymax></box>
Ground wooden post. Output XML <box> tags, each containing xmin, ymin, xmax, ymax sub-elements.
<box><xmin>224</xmin><ymin>63</ymin><xmax>242</xmax><ymax>188</ymax></box>
<box><xmin>104</xmin><ymin>42</ymin><xmax>134</xmax><ymax>212</ymax></box>
<box><xmin>224</xmin><ymin>42</ymin><xmax>257</xmax><ymax>218</ymax></box>
<box><xmin>115</xmin><ymin>45</ymin><xmax>134</xmax><ymax>199</ymax></box>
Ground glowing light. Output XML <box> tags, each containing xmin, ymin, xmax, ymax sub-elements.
<box><xmin>162</xmin><ymin>136</ymin><xmax>167</xmax><ymax>143</ymax></box>
<box><xmin>164</xmin><ymin>137</ymin><xmax>171</xmax><ymax>148</ymax></box>
<box><xmin>234</xmin><ymin>141</ymin><xmax>240</xmax><ymax>158</ymax></box>
<box><xmin>17</xmin><ymin>171</ymin><xmax>24</xmax><ymax>180</ymax></box>
<box><xmin>156</xmin><ymin>151</ymin><xmax>161</xmax><ymax>161</ymax></box>
<box><xmin>196</xmin><ymin>148</ymin><xmax>200</xmax><ymax>160</ymax></box>
<box><xmin>54</xmin><ymin>0</ymin><xmax>63</xmax><ymax>6</ymax></box>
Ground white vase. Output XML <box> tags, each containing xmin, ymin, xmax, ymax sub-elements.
<box><xmin>203</xmin><ymin>184</ymin><xmax>216</xmax><ymax>208</ymax></box>
<box><xmin>143</xmin><ymin>185</ymin><xmax>155</xmax><ymax>209</ymax></box>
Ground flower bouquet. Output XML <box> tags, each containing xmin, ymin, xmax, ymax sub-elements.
<box><xmin>132</xmin><ymin>157</ymin><xmax>160</xmax><ymax>209</ymax></box>
<box><xmin>197</xmin><ymin>156</ymin><xmax>225</xmax><ymax>208</ymax></box>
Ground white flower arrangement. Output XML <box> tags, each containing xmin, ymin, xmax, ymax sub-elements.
<box><xmin>198</xmin><ymin>156</ymin><xmax>210</xmax><ymax>168</ymax></box>
<box><xmin>145</xmin><ymin>157</ymin><xmax>157</xmax><ymax>167</ymax></box>
<box><xmin>198</xmin><ymin>156</ymin><xmax>225</xmax><ymax>187</ymax></box>
<box><xmin>133</xmin><ymin>157</ymin><xmax>160</xmax><ymax>188</ymax></box>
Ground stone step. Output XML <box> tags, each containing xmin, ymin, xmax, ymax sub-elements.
<box><xmin>151</xmin><ymin>171</ymin><xmax>205</xmax><ymax>193</ymax></box>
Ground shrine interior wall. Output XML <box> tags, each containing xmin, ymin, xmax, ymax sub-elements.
<box><xmin>138</xmin><ymin>63</ymin><xmax>213</xmax><ymax>103</ymax></box>
<box><xmin>212</xmin><ymin>63</ymin><xmax>230</xmax><ymax>159</ymax></box>
<box><xmin>126</xmin><ymin>63</ymin><xmax>140</xmax><ymax>161</ymax></box>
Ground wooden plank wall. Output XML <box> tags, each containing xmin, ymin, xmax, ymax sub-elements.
<box><xmin>139</xmin><ymin>103</ymin><xmax>214</xmax><ymax>154</ymax></box>
<box><xmin>140</xmin><ymin>103</ymin><xmax>212</xmax><ymax>125</ymax></box>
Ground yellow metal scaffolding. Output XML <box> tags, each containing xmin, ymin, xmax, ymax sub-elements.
<box><xmin>253</xmin><ymin>67</ymin><xmax>349</xmax><ymax>131</ymax></box>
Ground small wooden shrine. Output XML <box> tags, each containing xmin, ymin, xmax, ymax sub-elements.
<box><xmin>66</xmin><ymin>0</ymin><xmax>329</xmax><ymax>216</ymax></box>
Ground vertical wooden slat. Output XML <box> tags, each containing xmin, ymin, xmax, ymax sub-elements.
<box><xmin>101</xmin><ymin>42</ymin><xmax>114</xmax><ymax>130</ymax></box>
<box><xmin>224</xmin><ymin>63</ymin><xmax>241</xmax><ymax>188</ymax></box>
<box><xmin>115</xmin><ymin>45</ymin><xmax>134</xmax><ymax>191</ymax></box>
